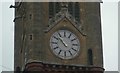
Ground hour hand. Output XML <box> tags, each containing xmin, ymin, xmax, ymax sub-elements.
<box><xmin>59</xmin><ymin>37</ymin><xmax>68</xmax><ymax>47</ymax></box>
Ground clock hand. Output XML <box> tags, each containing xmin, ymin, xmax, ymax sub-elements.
<box><xmin>63</xmin><ymin>40</ymin><xmax>68</xmax><ymax>47</ymax></box>
<box><xmin>59</xmin><ymin>37</ymin><xmax>68</xmax><ymax>47</ymax></box>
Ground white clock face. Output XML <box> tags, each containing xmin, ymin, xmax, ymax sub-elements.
<box><xmin>50</xmin><ymin>30</ymin><xmax>80</xmax><ymax>59</ymax></box>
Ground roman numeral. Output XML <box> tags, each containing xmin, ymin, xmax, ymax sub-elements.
<box><xmin>51</xmin><ymin>42</ymin><xmax>57</xmax><ymax>44</ymax></box>
<box><xmin>68</xmin><ymin>33</ymin><xmax>72</xmax><ymax>38</ymax></box>
<box><xmin>53</xmin><ymin>36</ymin><xmax>59</xmax><ymax>40</ymax></box>
<box><xmin>72</xmin><ymin>44</ymin><xmax>78</xmax><ymax>46</ymax></box>
<box><xmin>64</xmin><ymin>31</ymin><xmax>66</xmax><ymax>37</ymax></box>
<box><xmin>69</xmin><ymin>50</ymin><xmax>72</xmax><ymax>56</ymax></box>
<box><xmin>53</xmin><ymin>46</ymin><xmax>58</xmax><ymax>50</ymax></box>
<box><xmin>58</xmin><ymin>32</ymin><xmax>62</xmax><ymax>37</ymax></box>
<box><xmin>58</xmin><ymin>50</ymin><xmax>62</xmax><ymax>55</ymax></box>
<box><xmin>71</xmin><ymin>48</ymin><xmax>77</xmax><ymax>51</ymax></box>
<box><xmin>64</xmin><ymin>51</ymin><xmax>66</xmax><ymax>57</ymax></box>
<box><xmin>71</xmin><ymin>38</ymin><xmax>76</xmax><ymax>41</ymax></box>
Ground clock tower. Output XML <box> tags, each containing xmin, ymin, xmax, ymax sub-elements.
<box><xmin>13</xmin><ymin>1</ymin><xmax>104</xmax><ymax>73</ymax></box>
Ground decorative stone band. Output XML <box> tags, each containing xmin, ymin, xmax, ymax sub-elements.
<box><xmin>24</xmin><ymin>62</ymin><xmax>104</xmax><ymax>73</ymax></box>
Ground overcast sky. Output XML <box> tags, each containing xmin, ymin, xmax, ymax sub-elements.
<box><xmin>0</xmin><ymin>0</ymin><xmax>119</xmax><ymax>72</ymax></box>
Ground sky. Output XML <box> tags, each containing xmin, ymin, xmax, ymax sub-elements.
<box><xmin>0</xmin><ymin>0</ymin><xmax>119</xmax><ymax>72</ymax></box>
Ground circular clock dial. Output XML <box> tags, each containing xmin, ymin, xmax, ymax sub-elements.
<box><xmin>50</xmin><ymin>30</ymin><xmax>80</xmax><ymax>59</ymax></box>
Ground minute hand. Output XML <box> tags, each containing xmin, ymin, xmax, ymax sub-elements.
<box><xmin>59</xmin><ymin>37</ymin><xmax>68</xmax><ymax>47</ymax></box>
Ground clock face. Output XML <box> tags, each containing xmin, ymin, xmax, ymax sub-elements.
<box><xmin>50</xmin><ymin>30</ymin><xmax>80</xmax><ymax>59</ymax></box>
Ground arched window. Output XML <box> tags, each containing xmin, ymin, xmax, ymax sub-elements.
<box><xmin>88</xmin><ymin>49</ymin><xmax>93</xmax><ymax>65</ymax></box>
<box><xmin>49</xmin><ymin>2</ymin><xmax>61</xmax><ymax>18</ymax></box>
<box><xmin>49</xmin><ymin>2</ymin><xmax>80</xmax><ymax>23</ymax></box>
<box><xmin>68</xmin><ymin>2</ymin><xmax>80</xmax><ymax>23</ymax></box>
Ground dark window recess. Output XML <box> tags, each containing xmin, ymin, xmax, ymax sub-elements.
<box><xmin>88</xmin><ymin>49</ymin><xmax>93</xmax><ymax>65</ymax></box>
<box><xmin>55</xmin><ymin>2</ymin><xmax>61</xmax><ymax>13</ymax></box>
<box><xmin>16</xmin><ymin>66</ymin><xmax>21</xmax><ymax>73</ymax></box>
<box><xmin>68</xmin><ymin>2</ymin><xmax>73</xmax><ymax>16</ymax></box>
<box><xmin>29</xmin><ymin>14</ymin><xmax>32</xmax><ymax>19</ymax></box>
<box><xmin>49</xmin><ymin>2</ymin><xmax>54</xmax><ymax>18</ymax></box>
<box><xmin>30</xmin><ymin>35</ymin><xmax>32</xmax><ymax>40</ymax></box>
<box><xmin>74</xmin><ymin>2</ymin><xmax>80</xmax><ymax>23</ymax></box>
<box><xmin>49</xmin><ymin>2</ymin><xmax>61</xmax><ymax>18</ymax></box>
<box><xmin>68</xmin><ymin>2</ymin><xmax>80</xmax><ymax>23</ymax></box>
